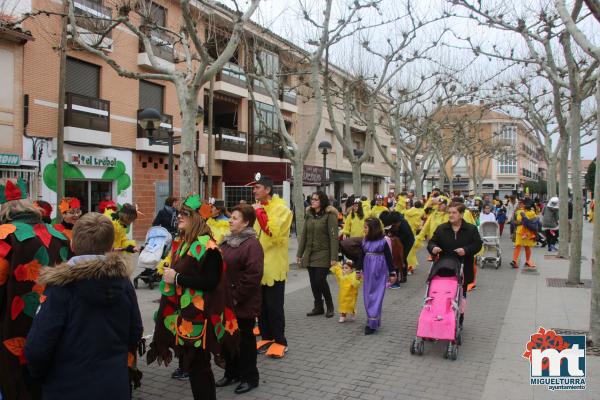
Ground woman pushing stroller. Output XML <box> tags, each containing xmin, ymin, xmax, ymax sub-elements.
<box><xmin>427</xmin><ymin>202</ymin><xmax>482</xmax><ymax>327</ymax></box>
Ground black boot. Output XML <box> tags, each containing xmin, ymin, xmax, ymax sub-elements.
<box><xmin>307</xmin><ymin>301</ymin><xmax>324</xmax><ymax>316</ymax></box>
<box><xmin>400</xmin><ymin>266</ymin><xmax>408</xmax><ymax>283</ymax></box>
<box><xmin>324</xmin><ymin>296</ymin><xmax>334</xmax><ymax>318</ymax></box>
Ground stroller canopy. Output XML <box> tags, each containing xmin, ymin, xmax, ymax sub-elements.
<box><xmin>480</xmin><ymin>221</ymin><xmax>500</xmax><ymax>238</ymax></box>
<box><xmin>427</xmin><ymin>255</ymin><xmax>462</xmax><ymax>282</ymax></box>
<box><xmin>144</xmin><ymin>226</ymin><xmax>173</xmax><ymax>253</ymax></box>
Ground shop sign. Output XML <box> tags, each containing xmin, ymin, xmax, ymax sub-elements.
<box><xmin>499</xmin><ymin>183</ymin><xmax>515</xmax><ymax>190</ymax></box>
<box><xmin>69</xmin><ymin>153</ymin><xmax>117</xmax><ymax>167</ymax></box>
<box><xmin>482</xmin><ymin>183</ymin><xmax>495</xmax><ymax>189</ymax></box>
<box><xmin>303</xmin><ymin>165</ymin><xmax>328</xmax><ymax>184</ymax></box>
<box><xmin>0</xmin><ymin>153</ymin><xmax>20</xmax><ymax>166</ymax></box>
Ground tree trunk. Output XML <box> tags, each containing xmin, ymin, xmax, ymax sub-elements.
<box><xmin>590</xmin><ymin>79</ymin><xmax>600</xmax><ymax>344</ymax></box>
<box><xmin>558</xmin><ymin>134</ymin><xmax>570</xmax><ymax>258</ymax></box>
<box><xmin>179</xmin><ymin>98</ymin><xmax>199</xmax><ymax>196</ymax></box>
<box><xmin>394</xmin><ymin>166</ymin><xmax>402</xmax><ymax>195</ymax></box>
<box><xmin>351</xmin><ymin>162</ymin><xmax>363</xmax><ymax>196</ymax></box>
<box><xmin>207</xmin><ymin>78</ymin><xmax>214</xmax><ymax>198</ymax></box>
<box><xmin>292</xmin><ymin>157</ymin><xmax>306</xmax><ymax>239</ymax></box>
<box><xmin>547</xmin><ymin>156</ymin><xmax>558</xmax><ymax>198</ymax></box>
<box><xmin>568</xmin><ymin>102</ymin><xmax>583</xmax><ymax>285</ymax></box>
<box><xmin>448</xmin><ymin>176</ymin><xmax>454</xmax><ymax>194</ymax></box>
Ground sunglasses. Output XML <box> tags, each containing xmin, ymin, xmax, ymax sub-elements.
<box><xmin>178</xmin><ymin>210</ymin><xmax>192</xmax><ymax>218</ymax></box>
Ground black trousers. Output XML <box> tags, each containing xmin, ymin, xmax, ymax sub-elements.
<box><xmin>307</xmin><ymin>266</ymin><xmax>333</xmax><ymax>310</ymax></box>
<box><xmin>189</xmin><ymin>351</ymin><xmax>216</xmax><ymax>400</ymax></box>
<box><xmin>225</xmin><ymin>318</ymin><xmax>259</xmax><ymax>384</ymax></box>
<box><xmin>258</xmin><ymin>281</ymin><xmax>287</xmax><ymax>346</ymax></box>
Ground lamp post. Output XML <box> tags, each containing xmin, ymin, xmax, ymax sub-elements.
<box><xmin>318</xmin><ymin>140</ymin><xmax>332</xmax><ymax>193</ymax></box>
<box><xmin>139</xmin><ymin>107</ymin><xmax>182</xmax><ymax>197</ymax></box>
<box><xmin>401</xmin><ymin>171</ymin><xmax>408</xmax><ymax>191</ymax></box>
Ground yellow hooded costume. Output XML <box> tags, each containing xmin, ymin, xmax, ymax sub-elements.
<box><xmin>394</xmin><ymin>195</ymin><xmax>407</xmax><ymax>213</ymax></box>
<box><xmin>342</xmin><ymin>211</ymin><xmax>366</xmax><ymax>238</ymax></box>
<box><xmin>254</xmin><ymin>195</ymin><xmax>293</xmax><ymax>286</ymax></box>
<box><xmin>207</xmin><ymin>217</ymin><xmax>230</xmax><ymax>243</ymax></box>
<box><xmin>370</xmin><ymin>204</ymin><xmax>389</xmax><ymax>218</ymax></box>
<box><xmin>330</xmin><ymin>263</ymin><xmax>362</xmax><ymax>314</ymax></box>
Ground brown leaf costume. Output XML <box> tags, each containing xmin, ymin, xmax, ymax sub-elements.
<box><xmin>0</xmin><ymin>214</ymin><xmax>69</xmax><ymax>400</ymax></box>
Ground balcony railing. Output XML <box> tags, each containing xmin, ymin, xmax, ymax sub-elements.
<box><xmin>252</xmin><ymin>79</ymin><xmax>278</xmax><ymax>96</ymax></box>
<box><xmin>65</xmin><ymin>92</ymin><xmax>110</xmax><ymax>132</ymax></box>
<box><xmin>136</xmin><ymin>110</ymin><xmax>173</xmax><ymax>139</ymax></box>
<box><xmin>217</xmin><ymin>62</ymin><xmax>247</xmax><ymax>87</ymax></box>
<box><xmin>251</xmin><ymin>138</ymin><xmax>283</xmax><ymax>158</ymax></box>
<box><xmin>73</xmin><ymin>0</ymin><xmax>112</xmax><ymax>38</ymax></box>
<box><xmin>214</xmin><ymin>127</ymin><xmax>247</xmax><ymax>153</ymax></box>
<box><xmin>280</xmin><ymin>86</ymin><xmax>297</xmax><ymax>105</ymax></box>
<box><xmin>139</xmin><ymin>28</ymin><xmax>175</xmax><ymax>63</ymax></box>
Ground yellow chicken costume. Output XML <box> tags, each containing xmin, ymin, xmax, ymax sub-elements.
<box><xmin>370</xmin><ymin>204</ymin><xmax>388</xmax><ymax>218</ymax></box>
<box><xmin>207</xmin><ymin>217</ymin><xmax>230</xmax><ymax>243</ymax></box>
<box><xmin>342</xmin><ymin>211</ymin><xmax>366</xmax><ymax>238</ymax></box>
<box><xmin>361</xmin><ymin>200</ymin><xmax>371</xmax><ymax>216</ymax></box>
<box><xmin>394</xmin><ymin>195</ymin><xmax>407</xmax><ymax>213</ymax></box>
<box><xmin>104</xmin><ymin>208</ymin><xmax>137</xmax><ymax>251</ymax></box>
<box><xmin>410</xmin><ymin>209</ymin><xmax>449</xmax><ymax>270</ymax></box>
<box><xmin>330</xmin><ymin>263</ymin><xmax>361</xmax><ymax>314</ymax></box>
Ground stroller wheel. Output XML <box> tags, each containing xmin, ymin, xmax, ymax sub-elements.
<box><xmin>411</xmin><ymin>338</ymin><xmax>424</xmax><ymax>355</ymax></box>
<box><xmin>446</xmin><ymin>343</ymin><xmax>458</xmax><ymax>360</ymax></box>
<box><xmin>457</xmin><ymin>331</ymin><xmax>463</xmax><ymax>346</ymax></box>
<box><xmin>495</xmin><ymin>258</ymin><xmax>501</xmax><ymax>269</ymax></box>
<box><xmin>133</xmin><ymin>278</ymin><xmax>139</xmax><ymax>289</ymax></box>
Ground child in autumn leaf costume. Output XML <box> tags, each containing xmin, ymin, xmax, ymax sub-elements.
<box><xmin>0</xmin><ymin>178</ymin><xmax>69</xmax><ymax>400</ymax></box>
<box><xmin>147</xmin><ymin>195</ymin><xmax>239</xmax><ymax>400</ymax></box>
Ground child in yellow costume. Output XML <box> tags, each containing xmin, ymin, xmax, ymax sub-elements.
<box><xmin>361</xmin><ymin>197</ymin><xmax>372</xmax><ymax>216</ymax></box>
<box><xmin>589</xmin><ymin>200</ymin><xmax>595</xmax><ymax>222</ymax></box>
<box><xmin>402</xmin><ymin>201</ymin><xmax>425</xmax><ymax>270</ymax></box>
<box><xmin>370</xmin><ymin>195</ymin><xmax>389</xmax><ymax>218</ymax></box>
<box><xmin>206</xmin><ymin>199</ymin><xmax>230</xmax><ymax>243</ymax></box>
<box><xmin>394</xmin><ymin>193</ymin><xmax>408</xmax><ymax>213</ymax></box>
<box><xmin>330</xmin><ymin>261</ymin><xmax>362</xmax><ymax>323</ymax></box>
<box><xmin>104</xmin><ymin>203</ymin><xmax>139</xmax><ymax>252</ymax></box>
<box><xmin>342</xmin><ymin>199</ymin><xmax>366</xmax><ymax>238</ymax></box>
<box><xmin>511</xmin><ymin>202</ymin><xmax>538</xmax><ymax>269</ymax></box>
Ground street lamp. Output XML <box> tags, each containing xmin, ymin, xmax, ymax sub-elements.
<box><xmin>139</xmin><ymin>107</ymin><xmax>181</xmax><ymax>197</ymax></box>
<box><xmin>401</xmin><ymin>171</ymin><xmax>408</xmax><ymax>191</ymax></box>
<box><xmin>318</xmin><ymin>140</ymin><xmax>332</xmax><ymax>192</ymax></box>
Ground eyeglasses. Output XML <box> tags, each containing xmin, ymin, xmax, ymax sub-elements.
<box><xmin>311</xmin><ymin>197</ymin><xmax>320</xmax><ymax>201</ymax></box>
<box><xmin>65</xmin><ymin>209</ymin><xmax>81</xmax><ymax>216</ymax></box>
<box><xmin>178</xmin><ymin>210</ymin><xmax>192</xmax><ymax>218</ymax></box>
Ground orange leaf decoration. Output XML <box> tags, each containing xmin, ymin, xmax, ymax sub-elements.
<box><xmin>179</xmin><ymin>319</ymin><xmax>193</xmax><ymax>336</ymax></box>
<box><xmin>192</xmin><ymin>295</ymin><xmax>204</xmax><ymax>311</ymax></box>
<box><xmin>32</xmin><ymin>283</ymin><xmax>45</xmax><ymax>295</ymax></box>
<box><xmin>39</xmin><ymin>295</ymin><xmax>47</xmax><ymax>304</ymax></box>
<box><xmin>176</xmin><ymin>286</ymin><xmax>183</xmax><ymax>296</ymax></box>
<box><xmin>0</xmin><ymin>224</ymin><xmax>16</xmax><ymax>240</ymax></box>
<box><xmin>200</xmin><ymin>204</ymin><xmax>212</xmax><ymax>219</ymax></box>
<box><xmin>0</xmin><ymin>258</ymin><xmax>9</xmax><ymax>285</ymax></box>
<box><xmin>13</xmin><ymin>260</ymin><xmax>42</xmax><ymax>282</ymax></box>
<box><xmin>128</xmin><ymin>352</ymin><xmax>135</xmax><ymax>368</ymax></box>
<box><xmin>3</xmin><ymin>337</ymin><xmax>26</xmax><ymax>364</ymax></box>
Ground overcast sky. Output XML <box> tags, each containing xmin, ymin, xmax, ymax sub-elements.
<box><xmin>225</xmin><ymin>0</ymin><xmax>597</xmax><ymax>160</ymax></box>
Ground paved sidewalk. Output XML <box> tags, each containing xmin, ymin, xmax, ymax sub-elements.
<box><xmin>482</xmin><ymin>220</ymin><xmax>599</xmax><ymax>400</ymax></box>
<box><xmin>132</xmin><ymin>232</ymin><xmax>519</xmax><ymax>400</ymax></box>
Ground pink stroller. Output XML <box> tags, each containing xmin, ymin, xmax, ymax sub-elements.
<box><xmin>410</xmin><ymin>255</ymin><xmax>464</xmax><ymax>360</ymax></box>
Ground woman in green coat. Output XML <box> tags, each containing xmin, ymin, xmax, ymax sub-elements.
<box><xmin>297</xmin><ymin>191</ymin><xmax>339</xmax><ymax>318</ymax></box>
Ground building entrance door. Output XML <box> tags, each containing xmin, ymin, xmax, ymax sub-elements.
<box><xmin>65</xmin><ymin>179</ymin><xmax>113</xmax><ymax>213</ymax></box>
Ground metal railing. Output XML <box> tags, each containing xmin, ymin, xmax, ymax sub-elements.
<box><xmin>136</xmin><ymin>110</ymin><xmax>173</xmax><ymax>139</ymax></box>
<box><xmin>217</xmin><ymin>62</ymin><xmax>247</xmax><ymax>87</ymax></box>
<box><xmin>65</xmin><ymin>92</ymin><xmax>110</xmax><ymax>132</ymax></box>
<box><xmin>73</xmin><ymin>0</ymin><xmax>112</xmax><ymax>38</ymax></box>
<box><xmin>251</xmin><ymin>138</ymin><xmax>283</xmax><ymax>158</ymax></box>
<box><xmin>139</xmin><ymin>28</ymin><xmax>175</xmax><ymax>62</ymax></box>
<box><xmin>214</xmin><ymin>127</ymin><xmax>247</xmax><ymax>153</ymax></box>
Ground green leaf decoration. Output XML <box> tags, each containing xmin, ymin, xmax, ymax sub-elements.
<box><xmin>12</xmin><ymin>222</ymin><xmax>35</xmax><ymax>242</ymax></box>
<box><xmin>178</xmin><ymin>338</ymin><xmax>184</xmax><ymax>346</ymax></box>
<box><xmin>183</xmin><ymin>194</ymin><xmax>202</xmax><ymax>211</ymax></box>
<box><xmin>33</xmin><ymin>246</ymin><xmax>49</xmax><ymax>266</ymax></box>
<box><xmin>101</xmin><ymin>160</ymin><xmax>126</xmax><ymax>180</ymax></box>
<box><xmin>194</xmin><ymin>340</ymin><xmax>202</xmax><ymax>348</ymax></box>
<box><xmin>153</xmin><ymin>310</ymin><xmax>158</xmax><ymax>322</ymax></box>
<box><xmin>159</xmin><ymin>280</ymin><xmax>175</xmax><ymax>296</ymax></box>
<box><xmin>47</xmin><ymin>224</ymin><xmax>67</xmax><ymax>241</ymax></box>
<box><xmin>43</xmin><ymin>159</ymin><xmax>85</xmax><ymax>193</ymax></box>
<box><xmin>191</xmin><ymin>323</ymin><xmax>203</xmax><ymax>337</ymax></box>
<box><xmin>214</xmin><ymin>322</ymin><xmax>225</xmax><ymax>340</ymax></box>
<box><xmin>164</xmin><ymin>314</ymin><xmax>178</xmax><ymax>335</ymax></box>
<box><xmin>22</xmin><ymin>292</ymin><xmax>40</xmax><ymax>318</ymax></box>
<box><xmin>189</xmin><ymin>236</ymin><xmax>210</xmax><ymax>261</ymax></box>
<box><xmin>180</xmin><ymin>290</ymin><xmax>192</xmax><ymax>309</ymax></box>
<box><xmin>117</xmin><ymin>174</ymin><xmax>131</xmax><ymax>193</ymax></box>
<box><xmin>59</xmin><ymin>246</ymin><xmax>69</xmax><ymax>262</ymax></box>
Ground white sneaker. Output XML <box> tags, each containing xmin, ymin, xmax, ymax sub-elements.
<box><xmin>338</xmin><ymin>316</ymin><xmax>346</xmax><ymax>323</ymax></box>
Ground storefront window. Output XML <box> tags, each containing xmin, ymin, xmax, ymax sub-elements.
<box><xmin>65</xmin><ymin>179</ymin><xmax>112</xmax><ymax>213</ymax></box>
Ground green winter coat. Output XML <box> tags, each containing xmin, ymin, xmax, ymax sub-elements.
<box><xmin>297</xmin><ymin>206</ymin><xmax>339</xmax><ymax>268</ymax></box>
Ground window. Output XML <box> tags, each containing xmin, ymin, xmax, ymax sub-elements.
<box><xmin>66</xmin><ymin>57</ymin><xmax>100</xmax><ymax>98</ymax></box>
<box><xmin>453</xmin><ymin>156</ymin><xmax>468</xmax><ymax>175</ymax></box>
<box><xmin>497</xmin><ymin>124</ymin><xmax>517</xmax><ymax>146</ymax></box>
<box><xmin>254</xmin><ymin>49</ymin><xmax>279</xmax><ymax>94</ymax></box>
<box><xmin>140</xmin><ymin>2</ymin><xmax>166</xmax><ymax>26</ymax></box>
<box><xmin>139</xmin><ymin>80</ymin><xmax>164</xmax><ymax>113</ymax></box>
<box><xmin>251</xmin><ymin>101</ymin><xmax>280</xmax><ymax>156</ymax></box>
<box><xmin>498</xmin><ymin>152</ymin><xmax>517</xmax><ymax>175</ymax></box>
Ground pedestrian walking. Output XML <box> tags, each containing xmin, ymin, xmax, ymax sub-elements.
<box><xmin>250</xmin><ymin>174</ymin><xmax>293</xmax><ymax>359</ymax></box>
<box><xmin>217</xmin><ymin>204</ymin><xmax>264</xmax><ymax>395</ymax></box>
<box><xmin>25</xmin><ymin>213</ymin><xmax>143</xmax><ymax>400</ymax></box>
<box><xmin>148</xmin><ymin>194</ymin><xmax>239</xmax><ymax>400</ymax></box>
<box><xmin>511</xmin><ymin>201</ymin><xmax>538</xmax><ymax>269</ymax></box>
<box><xmin>379</xmin><ymin>211</ymin><xmax>414</xmax><ymax>284</ymax></box>
<box><xmin>357</xmin><ymin>218</ymin><xmax>397</xmax><ymax>335</ymax></box>
<box><xmin>496</xmin><ymin>203</ymin><xmax>507</xmax><ymax>236</ymax></box>
<box><xmin>0</xmin><ymin>178</ymin><xmax>70</xmax><ymax>400</ymax></box>
<box><xmin>297</xmin><ymin>191</ymin><xmax>339</xmax><ymax>318</ymax></box>
<box><xmin>152</xmin><ymin>196</ymin><xmax>180</xmax><ymax>236</ymax></box>
<box><xmin>342</xmin><ymin>198</ymin><xmax>366</xmax><ymax>238</ymax></box>
<box><xmin>542</xmin><ymin>197</ymin><xmax>559</xmax><ymax>252</ymax></box>
<box><xmin>330</xmin><ymin>261</ymin><xmax>361</xmax><ymax>323</ymax></box>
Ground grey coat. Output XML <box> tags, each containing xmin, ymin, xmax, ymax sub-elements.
<box><xmin>297</xmin><ymin>206</ymin><xmax>339</xmax><ymax>268</ymax></box>
<box><xmin>542</xmin><ymin>206</ymin><xmax>559</xmax><ymax>230</ymax></box>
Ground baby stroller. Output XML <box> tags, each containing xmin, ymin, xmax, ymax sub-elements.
<box><xmin>478</xmin><ymin>221</ymin><xmax>502</xmax><ymax>269</ymax></box>
<box><xmin>133</xmin><ymin>226</ymin><xmax>172</xmax><ymax>289</ymax></box>
<box><xmin>411</xmin><ymin>255</ymin><xmax>464</xmax><ymax>360</ymax></box>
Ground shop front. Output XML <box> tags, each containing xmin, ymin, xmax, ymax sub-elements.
<box><xmin>37</xmin><ymin>142</ymin><xmax>133</xmax><ymax>216</ymax></box>
<box><xmin>0</xmin><ymin>152</ymin><xmax>39</xmax><ymax>198</ymax></box>
<box><xmin>498</xmin><ymin>183</ymin><xmax>517</xmax><ymax>198</ymax></box>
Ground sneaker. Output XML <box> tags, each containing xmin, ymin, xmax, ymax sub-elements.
<box><xmin>171</xmin><ymin>368</ymin><xmax>189</xmax><ymax>381</ymax></box>
<box><xmin>364</xmin><ymin>326</ymin><xmax>376</xmax><ymax>335</ymax></box>
<box><xmin>338</xmin><ymin>316</ymin><xmax>346</xmax><ymax>323</ymax></box>
<box><xmin>389</xmin><ymin>282</ymin><xmax>401</xmax><ymax>289</ymax></box>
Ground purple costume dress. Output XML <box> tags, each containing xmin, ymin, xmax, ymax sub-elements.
<box><xmin>361</xmin><ymin>238</ymin><xmax>394</xmax><ymax>330</ymax></box>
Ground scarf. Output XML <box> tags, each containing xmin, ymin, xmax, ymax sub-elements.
<box><xmin>221</xmin><ymin>227</ymin><xmax>256</xmax><ymax>248</ymax></box>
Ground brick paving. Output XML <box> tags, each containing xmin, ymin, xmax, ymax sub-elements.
<box><xmin>132</xmin><ymin>235</ymin><xmax>517</xmax><ymax>400</ymax></box>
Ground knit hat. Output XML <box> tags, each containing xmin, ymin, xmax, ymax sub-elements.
<box><xmin>0</xmin><ymin>178</ymin><xmax>28</xmax><ymax>204</ymax></box>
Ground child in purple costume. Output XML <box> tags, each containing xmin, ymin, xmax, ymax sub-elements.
<box><xmin>357</xmin><ymin>218</ymin><xmax>397</xmax><ymax>335</ymax></box>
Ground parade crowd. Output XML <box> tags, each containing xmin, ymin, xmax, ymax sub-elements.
<box><xmin>0</xmin><ymin>175</ymin><xmax>595</xmax><ymax>400</ymax></box>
